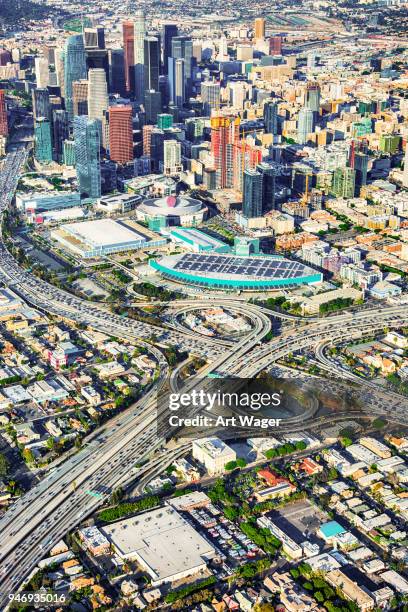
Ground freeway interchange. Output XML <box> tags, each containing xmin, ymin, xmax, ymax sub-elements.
<box><xmin>0</xmin><ymin>145</ymin><xmax>407</xmax><ymax>604</ymax></box>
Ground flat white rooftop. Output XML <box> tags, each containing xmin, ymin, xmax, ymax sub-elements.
<box><xmin>62</xmin><ymin>218</ymin><xmax>147</xmax><ymax>247</ymax></box>
<box><xmin>100</xmin><ymin>506</ymin><xmax>216</xmax><ymax>584</ymax></box>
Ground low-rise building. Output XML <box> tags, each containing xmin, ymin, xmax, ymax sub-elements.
<box><xmin>192</xmin><ymin>437</ymin><xmax>236</xmax><ymax>475</ymax></box>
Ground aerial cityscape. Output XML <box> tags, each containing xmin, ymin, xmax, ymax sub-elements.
<box><xmin>0</xmin><ymin>0</ymin><xmax>407</xmax><ymax>609</ymax></box>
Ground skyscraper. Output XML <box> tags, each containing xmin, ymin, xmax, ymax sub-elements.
<box><xmin>331</xmin><ymin>167</ymin><xmax>356</xmax><ymax>199</ymax></box>
<box><xmin>201</xmin><ymin>81</ymin><xmax>220</xmax><ymax>116</ymax></box>
<box><xmin>263</xmin><ymin>100</ymin><xmax>278</xmax><ymax>135</ymax></box>
<box><xmin>210</xmin><ymin>114</ymin><xmax>240</xmax><ymax>189</ymax></box>
<box><xmin>73</xmin><ymin>116</ymin><xmax>101</xmax><ymax>199</ymax></box>
<box><xmin>123</xmin><ymin>21</ymin><xmax>135</xmax><ymax>95</ymax></box>
<box><xmin>297</xmin><ymin>108</ymin><xmax>314</xmax><ymax>145</ymax></box>
<box><xmin>174</xmin><ymin>58</ymin><xmax>185</xmax><ymax>108</ymax></box>
<box><xmin>254</xmin><ymin>17</ymin><xmax>266</xmax><ymax>40</ymax></box>
<box><xmin>87</xmin><ymin>68</ymin><xmax>108</xmax><ymax>122</ymax></box>
<box><xmin>35</xmin><ymin>56</ymin><xmax>49</xmax><ymax>88</ymax></box>
<box><xmin>144</xmin><ymin>37</ymin><xmax>160</xmax><ymax>93</ymax></box>
<box><xmin>34</xmin><ymin>118</ymin><xmax>53</xmax><ymax>163</ymax></box>
<box><xmin>64</xmin><ymin>35</ymin><xmax>87</xmax><ymax>121</ymax></box>
<box><xmin>109</xmin><ymin>105</ymin><xmax>133</xmax><ymax>164</ymax></box>
<box><xmin>32</xmin><ymin>88</ymin><xmax>51</xmax><ymax>124</ymax></box>
<box><xmin>83</xmin><ymin>26</ymin><xmax>105</xmax><ymax>49</ymax></box>
<box><xmin>109</xmin><ymin>49</ymin><xmax>125</xmax><ymax>95</ymax></box>
<box><xmin>86</xmin><ymin>49</ymin><xmax>109</xmax><ymax>87</ymax></box>
<box><xmin>53</xmin><ymin>109</ymin><xmax>69</xmax><ymax>162</ymax></box>
<box><xmin>162</xmin><ymin>23</ymin><xmax>178</xmax><ymax>75</ymax></box>
<box><xmin>72</xmin><ymin>80</ymin><xmax>89</xmax><ymax>116</ymax></box>
<box><xmin>305</xmin><ymin>82</ymin><xmax>321</xmax><ymax>113</ymax></box>
<box><xmin>0</xmin><ymin>90</ymin><xmax>8</xmax><ymax>136</ymax></box>
<box><xmin>134</xmin><ymin>10</ymin><xmax>146</xmax><ymax>103</ymax></box>
<box><xmin>144</xmin><ymin>90</ymin><xmax>162</xmax><ymax>124</ymax></box>
<box><xmin>171</xmin><ymin>36</ymin><xmax>193</xmax><ymax>97</ymax></box>
<box><xmin>243</xmin><ymin>169</ymin><xmax>263</xmax><ymax>217</ymax></box>
<box><xmin>354</xmin><ymin>151</ymin><xmax>369</xmax><ymax>195</ymax></box>
<box><xmin>258</xmin><ymin>162</ymin><xmax>276</xmax><ymax>212</ymax></box>
<box><xmin>269</xmin><ymin>35</ymin><xmax>282</xmax><ymax>55</ymax></box>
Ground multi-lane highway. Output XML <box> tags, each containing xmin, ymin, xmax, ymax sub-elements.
<box><xmin>0</xmin><ymin>142</ymin><xmax>408</xmax><ymax>603</ymax></box>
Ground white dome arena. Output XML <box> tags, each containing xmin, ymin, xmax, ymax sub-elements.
<box><xmin>135</xmin><ymin>195</ymin><xmax>207</xmax><ymax>226</ymax></box>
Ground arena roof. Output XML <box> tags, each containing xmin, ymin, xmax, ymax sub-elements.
<box><xmin>137</xmin><ymin>194</ymin><xmax>204</xmax><ymax>217</ymax></box>
<box><xmin>150</xmin><ymin>252</ymin><xmax>322</xmax><ymax>289</ymax></box>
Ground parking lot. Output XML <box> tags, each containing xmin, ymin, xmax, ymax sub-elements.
<box><xmin>269</xmin><ymin>499</ymin><xmax>329</xmax><ymax>545</ymax></box>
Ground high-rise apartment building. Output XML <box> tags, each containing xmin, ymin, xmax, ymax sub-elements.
<box><xmin>201</xmin><ymin>81</ymin><xmax>220</xmax><ymax>116</ymax></box>
<box><xmin>331</xmin><ymin>167</ymin><xmax>356</xmax><ymax>199</ymax></box>
<box><xmin>297</xmin><ymin>108</ymin><xmax>314</xmax><ymax>145</ymax></box>
<box><xmin>263</xmin><ymin>100</ymin><xmax>279</xmax><ymax>135</ymax></box>
<box><xmin>243</xmin><ymin>169</ymin><xmax>263</xmax><ymax>217</ymax></box>
<box><xmin>73</xmin><ymin>116</ymin><xmax>101</xmax><ymax>199</ymax></box>
<box><xmin>211</xmin><ymin>114</ymin><xmax>240</xmax><ymax>189</ymax></box>
<box><xmin>163</xmin><ymin>139</ymin><xmax>182</xmax><ymax>175</ymax></box>
<box><xmin>305</xmin><ymin>82</ymin><xmax>321</xmax><ymax>113</ymax></box>
<box><xmin>108</xmin><ymin>105</ymin><xmax>133</xmax><ymax>164</ymax></box>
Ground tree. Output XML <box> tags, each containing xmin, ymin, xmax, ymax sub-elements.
<box><xmin>225</xmin><ymin>460</ymin><xmax>238</xmax><ymax>471</ymax></box>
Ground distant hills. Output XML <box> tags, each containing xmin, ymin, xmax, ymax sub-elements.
<box><xmin>0</xmin><ymin>0</ymin><xmax>66</xmax><ymax>31</ymax></box>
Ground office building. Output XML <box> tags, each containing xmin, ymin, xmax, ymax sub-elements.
<box><xmin>53</xmin><ymin>109</ymin><xmax>69</xmax><ymax>162</ymax></box>
<box><xmin>32</xmin><ymin>88</ymin><xmax>51</xmax><ymax>124</ymax></box>
<box><xmin>144</xmin><ymin>36</ymin><xmax>160</xmax><ymax>93</ymax></box>
<box><xmin>134</xmin><ymin>10</ymin><xmax>146</xmax><ymax>103</ymax></box>
<box><xmin>243</xmin><ymin>168</ymin><xmax>263</xmax><ymax>218</ymax></box>
<box><xmin>264</xmin><ymin>100</ymin><xmax>278</xmax><ymax>135</ymax></box>
<box><xmin>83</xmin><ymin>26</ymin><xmax>105</xmax><ymax>50</ymax></box>
<box><xmin>144</xmin><ymin>90</ymin><xmax>162</xmax><ymax>124</ymax></box>
<box><xmin>87</xmin><ymin>68</ymin><xmax>108</xmax><ymax>122</ymax></box>
<box><xmin>35</xmin><ymin>56</ymin><xmax>49</xmax><ymax>88</ymax></box>
<box><xmin>73</xmin><ymin>116</ymin><xmax>101</xmax><ymax>199</ymax></box>
<box><xmin>162</xmin><ymin>23</ymin><xmax>178</xmax><ymax>75</ymax></box>
<box><xmin>109</xmin><ymin>49</ymin><xmax>125</xmax><ymax>95</ymax></box>
<box><xmin>123</xmin><ymin>21</ymin><xmax>135</xmax><ymax>95</ymax></box>
<box><xmin>210</xmin><ymin>114</ymin><xmax>240</xmax><ymax>189</ymax></box>
<box><xmin>157</xmin><ymin>113</ymin><xmax>173</xmax><ymax>130</ymax></box>
<box><xmin>86</xmin><ymin>48</ymin><xmax>109</xmax><ymax>86</ymax></box>
<box><xmin>163</xmin><ymin>139</ymin><xmax>182</xmax><ymax>175</ymax></box>
<box><xmin>72</xmin><ymin>80</ymin><xmax>89</xmax><ymax>116</ymax></box>
<box><xmin>192</xmin><ymin>437</ymin><xmax>236</xmax><ymax>475</ymax></box>
<box><xmin>297</xmin><ymin>107</ymin><xmax>314</xmax><ymax>144</ymax></box>
<box><xmin>269</xmin><ymin>35</ymin><xmax>282</xmax><ymax>55</ymax></box>
<box><xmin>64</xmin><ymin>34</ymin><xmax>87</xmax><ymax>121</ymax></box>
<box><xmin>34</xmin><ymin>118</ymin><xmax>53</xmax><ymax>163</ymax></box>
<box><xmin>258</xmin><ymin>162</ymin><xmax>276</xmax><ymax>212</ymax></box>
<box><xmin>174</xmin><ymin>58</ymin><xmax>185</xmax><ymax>108</ymax></box>
<box><xmin>0</xmin><ymin>90</ymin><xmax>8</xmax><ymax>136</ymax></box>
<box><xmin>171</xmin><ymin>36</ymin><xmax>193</xmax><ymax>96</ymax></box>
<box><xmin>109</xmin><ymin>105</ymin><xmax>133</xmax><ymax>164</ymax></box>
<box><xmin>201</xmin><ymin>81</ymin><xmax>220</xmax><ymax>116</ymax></box>
<box><xmin>254</xmin><ymin>17</ymin><xmax>266</xmax><ymax>40</ymax></box>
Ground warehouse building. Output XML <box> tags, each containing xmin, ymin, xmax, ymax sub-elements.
<box><xmin>100</xmin><ymin>505</ymin><xmax>217</xmax><ymax>586</ymax></box>
<box><xmin>51</xmin><ymin>218</ymin><xmax>166</xmax><ymax>258</ymax></box>
<box><xmin>150</xmin><ymin>252</ymin><xmax>322</xmax><ymax>291</ymax></box>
